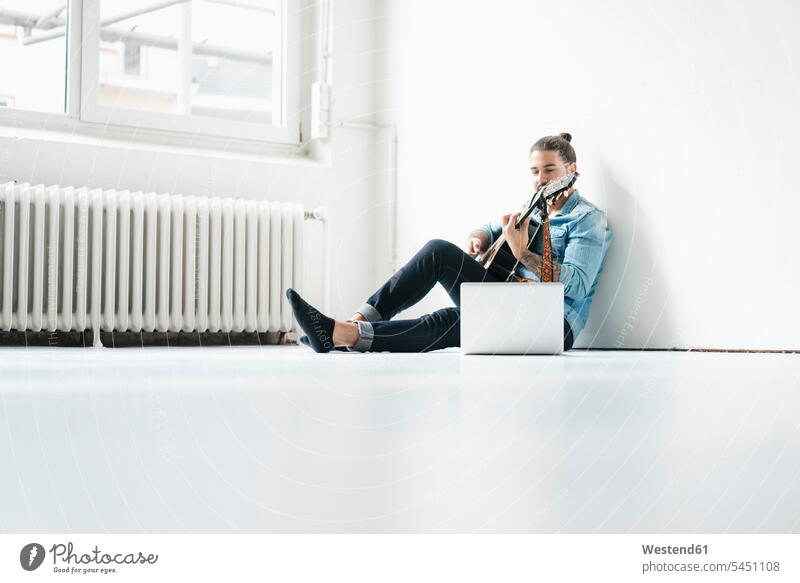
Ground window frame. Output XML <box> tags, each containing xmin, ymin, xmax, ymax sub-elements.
<box><xmin>0</xmin><ymin>0</ymin><xmax>302</xmax><ymax>148</ymax></box>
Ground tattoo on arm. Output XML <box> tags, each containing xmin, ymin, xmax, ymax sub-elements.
<box><xmin>519</xmin><ymin>250</ymin><xmax>562</xmax><ymax>281</ymax></box>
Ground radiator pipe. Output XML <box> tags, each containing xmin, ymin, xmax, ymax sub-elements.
<box><xmin>305</xmin><ymin>206</ymin><xmax>330</xmax><ymax>314</ymax></box>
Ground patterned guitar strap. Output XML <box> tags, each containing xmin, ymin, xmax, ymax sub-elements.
<box><xmin>540</xmin><ymin>208</ymin><xmax>554</xmax><ymax>283</ymax></box>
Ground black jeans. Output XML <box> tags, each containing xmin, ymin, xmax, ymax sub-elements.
<box><xmin>351</xmin><ymin>238</ymin><xmax>574</xmax><ymax>352</ymax></box>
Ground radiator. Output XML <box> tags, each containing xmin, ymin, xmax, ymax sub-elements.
<box><xmin>0</xmin><ymin>182</ymin><xmax>324</xmax><ymax>344</ymax></box>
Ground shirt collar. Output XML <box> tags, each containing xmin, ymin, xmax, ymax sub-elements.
<box><xmin>558</xmin><ymin>188</ymin><xmax>581</xmax><ymax>215</ymax></box>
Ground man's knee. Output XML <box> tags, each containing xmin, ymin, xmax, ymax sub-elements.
<box><xmin>423</xmin><ymin>238</ymin><xmax>460</xmax><ymax>256</ymax></box>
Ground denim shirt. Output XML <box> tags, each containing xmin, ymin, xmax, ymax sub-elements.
<box><xmin>477</xmin><ymin>189</ymin><xmax>613</xmax><ymax>339</ymax></box>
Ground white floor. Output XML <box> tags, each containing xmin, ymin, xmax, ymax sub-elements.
<box><xmin>0</xmin><ymin>346</ymin><xmax>798</xmax><ymax>533</ymax></box>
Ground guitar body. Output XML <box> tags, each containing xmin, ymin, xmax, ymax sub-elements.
<box><xmin>477</xmin><ymin>222</ymin><xmax>542</xmax><ymax>281</ymax></box>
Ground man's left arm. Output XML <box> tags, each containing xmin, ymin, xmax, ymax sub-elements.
<box><xmin>515</xmin><ymin>211</ymin><xmax>608</xmax><ymax>298</ymax></box>
<box><xmin>556</xmin><ymin>211</ymin><xmax>608</xmax><ymax>299</ymax></box>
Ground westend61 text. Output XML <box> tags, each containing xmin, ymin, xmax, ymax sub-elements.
<box><xmin>642</xmin><ymin>544</ymin><xmax>708</xmax><ymax>555</ymax></box>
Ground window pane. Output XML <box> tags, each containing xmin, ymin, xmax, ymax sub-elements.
<box><xmin>97</xmin><ymin>0</ymin><xmax>278</xmax><ymax>124</ymax></box>
<box><xmin>0</xmin><ymin>1</ymin><xmax>68</xmax><ymax>113</ymax></box>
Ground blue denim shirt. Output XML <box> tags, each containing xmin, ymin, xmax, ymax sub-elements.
<box><xmin>478</xmin><ymin>189</ymin><xmax>612</xmax><ymax>339</ymax></box>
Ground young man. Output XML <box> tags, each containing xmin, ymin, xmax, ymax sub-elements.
<box><xmin>287</xmin><ymin>133</ymin><xmax>612</xmax><ymax>353</ymax></box>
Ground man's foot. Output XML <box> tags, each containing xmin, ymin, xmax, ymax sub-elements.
<box><xmin>299</xmin><ymin>334</ymin><xmax>349</xmax><ymax>351</ymax></box>
<box><xmin>286</xmin><ymin>288</ymin><xmax>336</xmax><ymax>353</ymax></box>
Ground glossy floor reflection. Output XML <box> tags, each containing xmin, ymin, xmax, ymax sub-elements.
<box><xmin>1</xmin><ymin>346</ymin><xmax>799</xmax><ymax>533</ymax></box>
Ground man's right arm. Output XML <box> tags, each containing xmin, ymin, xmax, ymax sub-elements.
<box><xmin>466</xmin><ymin>218</ymin><xmax>501</xmax><ymax>257</ymax></box>
<box><xmin>472</xmin><ymin>197</ymin><xmax>528</xmax><ymax>251</ymax></box>
<box><xmin>465</xmin><ymin>229</ymin><xmax>488</xmax><ymax>257</ymax></box>
<box><xmin>468</xmin><ymin>229</ymin><xmax>490</xmax><ymax>248</ymax></box>
<box><xmin>477</xmin><ymin>219</ymin><xmax>503</xmax><ymax>246</ymax></box>
<box><xmin>466</xmin><ymin>218</ymin><xmax>502</xmax><ymax>256</ymax></box>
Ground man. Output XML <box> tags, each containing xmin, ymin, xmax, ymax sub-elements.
<box><xmin>288</xmin><ymin>133</ymin><xmax>612</xmax><ymax>353</ymax></box>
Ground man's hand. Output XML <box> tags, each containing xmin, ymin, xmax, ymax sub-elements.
<box><xmin>465</xmin><ymin>230</ymin><xmax>489</xmax><ymax>257</ymax></box>
<box><xmin>502</xmin><ymin>212</ymin><xmax>531</xmax><ymax>259</ymax></box>
<box><xmin>465</xmin><ymin>237</ymin><xmax>483</xmax><ymax>257</ymax></box>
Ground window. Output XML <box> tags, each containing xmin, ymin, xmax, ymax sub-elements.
<box><xmin>0</xmin><ymin>0</ymin><xmax>300</xmax><ymax>145</ymax></box>
<box><xmin>0</xmin><ymin>1</ymin><xmax>69</xmax><ymax>114</ymax></box>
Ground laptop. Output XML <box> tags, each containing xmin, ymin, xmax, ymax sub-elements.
<box><xmin>460</xmin><ymin>282</ymin><xmax>565</xmax><ymax>355</ymax></box>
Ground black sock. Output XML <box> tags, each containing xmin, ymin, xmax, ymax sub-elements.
<box><xmin>286</xmin><ymin>288</ymin><xmax>335</xmax><ymax>353</ymax></box>
<box><xmin>299</xmin><ymin>334</ymin><xmax>349</xmax><ymax>351</ymax></box>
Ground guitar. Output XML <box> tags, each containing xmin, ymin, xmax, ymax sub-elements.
<box><xmin>476</xmin><ymin>172</ymin><xmax>577</xmax><ymax>282</ymax></box>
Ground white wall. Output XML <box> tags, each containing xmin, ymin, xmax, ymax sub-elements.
<box><xmin>0</xmin><ymin>0</ymin><xmax>383</xmax><ymax>320</ymax></box>
<box><xmin>375</xmin><ymin>0</ymin><xmax>800</xmax><ymax>350</ymax></box>
<box><xmin>3</xmin><ymin>1</ymin><xmax>799</xmax><ymax>350</ymax></box>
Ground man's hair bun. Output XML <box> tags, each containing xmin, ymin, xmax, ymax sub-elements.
<box><xmin>530</xmin><ymin>133</ymin><xmax>577</xmax><ymax>163</ymax></box>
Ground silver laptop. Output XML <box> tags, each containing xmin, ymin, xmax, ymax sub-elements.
<box><xmin>460</xmin><ymin>282</ymin><xmax>565</xmax><ymax>354</ymax></box>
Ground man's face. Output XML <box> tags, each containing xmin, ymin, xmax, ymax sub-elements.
<box><xmin>529</xmin><ymin>149</ymin><xmax>576</xmax><ymax>191</ymax></box>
